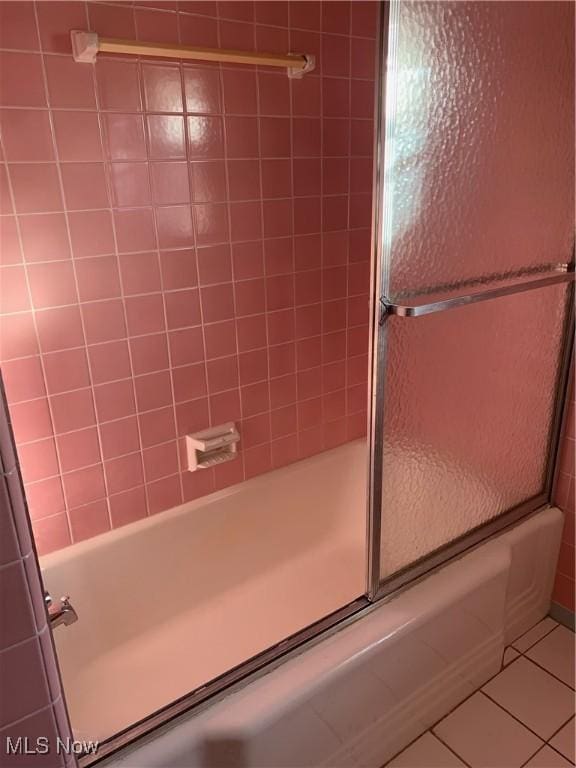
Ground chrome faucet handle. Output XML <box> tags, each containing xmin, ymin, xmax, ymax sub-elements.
<box><xmin>46</xmin><ymin>593</ymin><xmax>78</xmax><ymax>629</ymax></box>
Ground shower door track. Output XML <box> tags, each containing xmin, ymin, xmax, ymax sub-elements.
<box><xmin>82</xmin><ymin>597</ymin><xmax>371</xmax><ymax>765</ymax></box>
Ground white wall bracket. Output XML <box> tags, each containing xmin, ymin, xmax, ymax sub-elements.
<box><xmin>71</xmin><ymin>30</ymin><xmax>99</xmax><ymax>63</ymax></box>
<box><xmin>287</xmin><ymin>54</ymin><xmax>316</xmax><ymax>79</ymax></box>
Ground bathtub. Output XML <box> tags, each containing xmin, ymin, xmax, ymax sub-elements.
<box><xmin>40</xmin><ymin>440</ymin><xmax>563</xmax><ymax>768</ymax></box>
<box><xmin>40</xmin><ymin>440</ymin><xmax>369</xmax><ymax>745</ymax></box>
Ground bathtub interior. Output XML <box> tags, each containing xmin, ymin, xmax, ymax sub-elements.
<box><xmin>40</xmin><ymin>440</ymin><xmax>368</xmax><ymax>742</ymax></box>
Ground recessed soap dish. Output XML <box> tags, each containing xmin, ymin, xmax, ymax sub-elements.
<box><xmin>186</xmin><ymin>423</ymin><xmax>240</xmax><ymax>471</ymax></box>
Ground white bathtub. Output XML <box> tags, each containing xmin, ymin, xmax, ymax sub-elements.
<box><xmin>99</xmin><ymin>508</ymin><xmax>562</xmax><ymax>768</ymax></box>
<box><xmin>40</xmin><ymin>440</ymin><xmax>368</xmax><ymax>744</ymax></box>
<box><xmin>40</xmin><ymin>440</ymin><xmax>563</xmax><ymax>768</ymax></box>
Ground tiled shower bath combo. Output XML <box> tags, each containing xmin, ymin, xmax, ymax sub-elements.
<box><xmin>0</xmin><ymin>2</ymin><xmax>574</xmax><ymax>767</ymax></box>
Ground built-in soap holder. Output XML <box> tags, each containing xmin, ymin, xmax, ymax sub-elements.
<box><xmin>186</xmin><ymin>423</ymin><xmax>240</xmax><ymax>471</ymax></box>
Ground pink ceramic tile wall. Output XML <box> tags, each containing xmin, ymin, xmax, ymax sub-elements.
<box><xmin>0</xmin><ymin>398</ymin><xmax>74</xmax><ymax>767</ymax></box>
<box><xmin>553</xmin><ymin>361</ymin><xmax>575</xmax><ymax>613</ymax></box>
<box><xmin>0</xmin><ymin>1</ymin><xmax>377</xmax><ymax>555</ymax></box>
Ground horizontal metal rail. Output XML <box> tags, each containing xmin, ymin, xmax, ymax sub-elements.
<box><xmin>380</xmin><ymin>268</ymin><xmax>575</xmax><ymax>321</ymax></box>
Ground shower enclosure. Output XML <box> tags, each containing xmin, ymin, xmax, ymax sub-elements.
<box><xmin>0</xmin><ymin>0</ymin><xmax>573</xmax><ymax>761</ymax></box>
<box><xmin>369</xmin><ymin>0</ymin><xmax>575</xmax><ymax>598</ymax></box>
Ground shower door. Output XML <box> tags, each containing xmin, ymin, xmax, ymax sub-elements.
<box><xmin>369</xmin><ymin>0</ymin><xmax>575</xmax><ymax>597</ymax></box>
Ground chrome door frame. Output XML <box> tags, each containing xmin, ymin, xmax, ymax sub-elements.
<box><xmin>366</xmin><ymin>0</ymin><xmax>575</xmax><ymax>602</ymax></box>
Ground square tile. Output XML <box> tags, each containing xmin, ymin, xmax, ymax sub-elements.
<box><xmin>109</xmin><ymin>485</ymin><xmax>147</xmax><ymax>528</ymax></box>
<box><xmin>1</xmin><ymin>356</ymin><xmax>45</xmax><ymax>403</ymax></box>
<box><xmin>69</xmin><ymin>499</ymin><xmax>110</xmax><ymax>543</ymax></box>
<box><xmin>549</xmin><ymin>717</ymin><xmax>575</xmax><ymax>763</ymax></box>
<box><xmin>9</xmin><ymin>398</ymin><xmax>52</xmax><ymax>443</ymax></box>
<box><xmin>50</xmin><ymin>388</ymin><xmax>96</xmax><ymax>434</ymax></box>
<box><xmin>433</xmin><ymin>692</ymin><xmax>543</xmax><ymax>768</ymax></box>
<box><xmin>57</xmin><ymin>427</ymin><xmax>102</xmax><ymax>473</ymax></box>
<box><xmin>105</xmin><ymin>453</ymin><xmax>144</xmax><ymax>495</ymax></box>
<box><xmin>483</xmin><ymin>657</ymin><xmax>574</xmax><ymax>739</ymax></box>
<box><xmin>512</xmin><ymin>618</ymin><xmax>558</xmax><ymax>653</ymax></box>
<box><xmin>387</xmin><ymin>733</ymin><xmax>466</xmax><ymax>768</ymax></box>
<box><xmin>142</xmin><ymin>63</ymin><xmax>183</xmax><ymax>113</ymax></box>
<box><xmin>52</xmin><ymin>111</ymin><xmax>103</xmax><ymax>162</ymax></box>
<box><xmin>183</xmin><ymin>67</ymin><xmax>221</xmax><ymax>114</ymax></box>
<box><xmin>0</xmin><ymin>52</ymin><xmax>46</xmax><ymax>107</ymax></box>
<box><xmin>43</xmin><ymin>348</ymin><xmax>90</xmax><ymax>395</ymax></box>
<box><xmin>0</xmin><ymin>1</ymin><xmax>39</xmax><ymax>50</ymax></box>
<box><xmin>68</xmin><ymin>209</ymin><xmax>115</xmax><ymax>258</ymax></box>
<box><xmin>28</xmin><ymin>261</ymin><xmax>78</xmax><ymax>309</ymax></box>
<box><xmin>104</xmin><ymin>113</ymin><xmax>147</xmax><ymax>160</ymax></box>
<box><xmin>156</xmin><ymin>205</ymin><xmax>194</xmax><ymax>250</ymax></box>
<box><xmin>187</xmin><ymin>115</ymin><xmax>224</xmax><ymax>158</ymax></box>
<box><xmin>36</xmin><ymin>1</ymin><xmax>87</xmax><ymax>53</ymax></box>
<box><xmin>148</xmin><ymin>114</ymin><xmax>186</xmax><ymax>159</ymax></box>
<box><xmin>88</xmin><ymin>2</ymin><xmax>135</xmax><ymax>39</ymax></box>
<box><xmin>9</xmin><ymin>163</ymin><xmax>63</xmax><ymax>213</ymax></box>
<box><xmin>526</xmin><ymin>626</ymin><xmax>575</xmax><ymax>689</ymax></box>
<box><xmin>136</xmin><ymin>7</ymin><xmax>179</xmax><ymax>45</ymax></box>
<box><xmin>82</xmin><ymin>299</ymin><xmax>127</xmax><ymax>344</ymax></box>
<box><xmin>45</xmin><ymin>54</ymin><xmax>96</xmax><ymax>109</ymax></box>
<box><xmin>523</xmin><ymin>745</ymin><xmax>572</xmax><ymax>767</ymax></box>
<box><xmin>96</xmin><ymin>59</ymin><xmax>141</xmax><ymax>111</ymax></box>
<box><xmin>109</xmin><ymin>162</ymin><xmax>151</xmax><ymax>207</ymax></box>
<box><xmin>0</xmin><ymin>109</ymin><xmax>54</xmax><ymax>162</ymax></box>
<box><xmin>62</xmin><ymin>464</ymin><xmax>106</xmax><ymax>509</ymax></box>
<box><xmin>61</xmin><ymin>163</ymin><xmax>109</xmax><ymax>210</ymax></box>
<box><xmin>100</xmin><ymin>417</ymin><xmax>140</xmax><ymax>460</ymax></box>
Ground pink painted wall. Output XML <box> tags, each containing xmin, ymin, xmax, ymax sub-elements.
<box><xmin>0</xmin><ymin>399</ymin><xmax>74</xmax><ymax>767</ymax></box>
<box><xmin>0</xmin><ymin>1</ymin><xmax>377</xmax><ymax>555</ymax></box>
<box><xmin>553</xmin><ymin>361</ymin><xmax>575</xmax><ymax>613</ymax></box>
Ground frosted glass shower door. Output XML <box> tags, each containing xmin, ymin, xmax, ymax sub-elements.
<box><xmin>373</xmin><ymin>1</ymin><xmax>575</xmax><ymax>587</ymax></box>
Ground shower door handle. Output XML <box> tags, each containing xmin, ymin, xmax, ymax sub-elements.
<box><xmin>379</xmin><ymin>266</ymin><xmax>575</xmax><ymax>323</ymax></box>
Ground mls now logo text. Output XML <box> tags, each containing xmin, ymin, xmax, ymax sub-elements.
<box><xmin>5</xmin><ymin>737</ymin><xmax>99</xmax><ymax>756</ymax></box>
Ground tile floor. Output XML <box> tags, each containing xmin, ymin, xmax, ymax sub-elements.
<box><xmin>386</xmin><ymin>618</ymin><xmax>575</xmax><ymax>768</ymax></box>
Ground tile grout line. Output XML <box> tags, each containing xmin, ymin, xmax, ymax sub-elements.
<box><xmin>147</xmin><ymin>50</ymin><xmax>189</xmax><ymax>507</ymax></box>
<box><xmin>2</xmin><ymin>6</ymin><xmax>72</xmax><ymax>547</ymax></box>
<box><xmin>85</xmin><ymin>0</ymin><xmax>139</xmax><ymax>536</ymax></box>
<box><xmin>429</xmin><ymin>729</ymin><xmax>474</xmax><ymax>768</ymax></box>
<box><xmin>215</xmin><ymin>10</ymin><xmax>246</xmax><ymax>487</ymax></box>
<box><xmin>426</xmin><ymin>625</ymin><xmax>575</xmax><ymax>765</ymax></box>
<box><xmin>511</xmin><ymin>619</ymin><xmax>561</xmax><ymax>655</ymax></box>
<box><xmin>388</xmin><ymin>621</ymin><xmax>575</xmax><ymax>766</ymax></box>
<box><xmin>35</xmin><ymin>0</ymin><xmax>115</xmax><ymax>540</ymax></box>
<box><xmin>516</xmin><ymin>629</ymin><xmax>576</xmax><ymax>692</ymax></box>
<box><xmin>479</xmin><ymin>687</ymin><xmax>562</xmax><ymax>751</ymax></box>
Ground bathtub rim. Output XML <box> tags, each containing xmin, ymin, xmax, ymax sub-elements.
<box><xmin>80</xmin><ymin>497</ymin><xmax>555</xmax><ymax>768</ymax></box>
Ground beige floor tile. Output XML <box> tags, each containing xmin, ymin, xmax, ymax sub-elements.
<box><xmin>503</xmin><ymin>647</ymin><xmax>520</xmax><ymax>667</ymax></box>
<box><xmin>433</xmin><ymin>692</ymin><xmax>543</xmax><ymax>768</ymax></box>
<box><xmin>549</xmin><ymin>717</ymin><xmax>575</xmax><ymax>763</ymax></box>
<box><xmin>523</xmin><ymin>745</ymin><xmax>572</xmax><ymax>767</ymax></box>
<box><xmin>386</xmin><ymin>732</ymin><xmax>466</xmax><ymax>767</ymax></box>
<box><xmin>512</xmin><ymin>618</ymin><xmax>558</xmax><ymax>653</ymax></box>
<box><xmin>526</xmin><ymin>626</ymin><xmax>575</xmax><ymax>689</ymax></box>
<box><xmin>483</xmin><ymin>657</ymin><xmax>574</xmax><ymax>739</ymax></box>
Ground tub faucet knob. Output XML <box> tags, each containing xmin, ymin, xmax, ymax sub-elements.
<box><xmin>45</xmin><ymin>592</ymin><xmax>78</xmax><ymax>630</ymax></box>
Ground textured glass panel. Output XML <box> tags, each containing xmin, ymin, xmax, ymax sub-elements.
<box><xmin>379</xmin><ymin>284</ymin><xmax>569</xmax><ymax>579</ymax></box>
<box><xmin>384</xmin><ymin>1</ymin><xmax>575</xmax><ymax>297</ymax></box>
